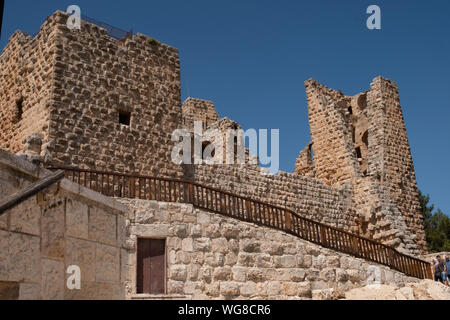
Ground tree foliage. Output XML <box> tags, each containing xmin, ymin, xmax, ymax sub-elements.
<box><xmin>419</xmin><ymin>190</ymin><xmax>450</xmax><ymax>252</ymax></box>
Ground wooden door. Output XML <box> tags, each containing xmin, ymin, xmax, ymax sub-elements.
<box><xmin>137</xmin><ymin>239</ymin><xmax>166</xmax><ymax>294</ymax></box>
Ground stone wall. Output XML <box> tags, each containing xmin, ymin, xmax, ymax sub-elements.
<box><xmin>191</xmin><ymin>164</ymin><xmax>357</xmax><ymax>233</ymax></box>
<box><xmin>0</xmin><ymin>149</ymin><xmax>128</xmax><ymax>300</ymax></box>
<box><xmin>120</xmin><ymin>199</ymin><xmax>419</xmax><ymax>300</ymax></box>
<box><xmin>0</xmin><ymin>21</ymin><xmax>56</xmax><ymax>155</ymax></box>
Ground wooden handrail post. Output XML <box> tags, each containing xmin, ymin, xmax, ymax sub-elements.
<box><xmin>188</xmin><ymin>183</ymin><xmax>194</xmax><ymax>204</ymax></box>
<box><xmin>352</xmin><ymin>237</ymin><xmax>358</xmax><ymax>255</ymax></box>
<box><xmin>320</xmin><ymin>225</ymin><xmax>327</xmax><ymax>248</ymax></box>
<box><xmin>245</xmin><ymin>200</ymin><xmax>251</xmax><ymax>221</ymax></box>
<box><xmin>285</xmin><ymin>210</ymin><xmax>291</xmax><ymax>231</ymax></box>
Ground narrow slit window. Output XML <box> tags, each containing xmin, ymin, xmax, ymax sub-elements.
<box><xmin>355</xmin><ymin>147</ymin><xmax>362</xmax><ymax>159</ymax></box>
<box><xmin>348</xmin><ymin>107</ymin><xmax>353</xmax><ymax>115</ymax></box>
<box><xmin>15</xmin><ymin>98</ymin><xmax>24</xmax><ymax>123</ymax></box>
<box><xmin>119</xmin><ymin>111</ymin><xmax>131</xmax><ymax>126</ymax></box>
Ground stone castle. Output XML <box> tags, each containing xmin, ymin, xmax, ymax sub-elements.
<box><xmin>0</xmin><ymin>11</ymin><xmax>434</xmax><ymax>300</ymax></box>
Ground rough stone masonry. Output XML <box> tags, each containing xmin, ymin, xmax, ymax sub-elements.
<box><xmin>0</xmin><ymin>9</ymin><xmax>427</xmax><ymax>295</ymax></box>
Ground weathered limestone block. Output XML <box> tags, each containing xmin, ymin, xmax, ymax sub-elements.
<box><xmin>220</xmin><ymin>282</ymin><xmax>240</xmax><ymax>297</ymax></box>
<box><xmin>168</xmin><ymin>280</ymin><xmax>185</xmax><ymax>295</ymax></box>
<box><xmin>237</xmin><ymin>252</ymin><xmax>256</xmax><ymax>267</ymax></box>
<box><xmin>232</xmin><ymin>266</ymin><xmax>246</xmax><ymax>282</ymax></box>
<box><xmin>346</xmin><ymin>269</ymin><xmax>363</xmax><ymax>283</ymax></box>
<box><xmin>211</xmin><ymin>238</ymin><xmax>229</xmax><ymax>254</ymax></box>
<box><xmin>205</xmin><ymin>224</ymin><xmax>223</xmax><ymax>238</ymax></box>
<box><xmin>41</xmin><ymin>202</ymin><xmax>65</xmax><ymax>259</ymax></box>
<box><xmin>41</xmin><ymin>259</ymin><xmax>64</xmax><ymax>300</ymax></box>
<box><xmin>89</xmin><ymin>207</ymin><xmax>117</xmax><ymax>246</ymax></box>
<box><xmin>182</xmin><ymin>238</ymin><xmax>193</xmax><ymax>252</ymax></box>
<box><xmin>65</xmin><ymin>237</ymin><xmax>96</xmax><ymax>282</ymax></box>
<box><xmin>197</xmin><ymin>212</ymin><xmax>211</xmax><ymax>225</ymax></box>
<box><xmin>221</xmin><ymin>224</ymin><xmax>240</xmax><ymax>239</ymax></box>
<box><xmin>0</xmin><ymin>211</ymin><xmax>7</xmax><ymax>230</ymax></box>
<box><xmin>173</xmin><ymin>224</ymin><xmax>188</xmax><ymax>238</ymax></box>
<box><xmin>327</xmin><ymin>255</ymin><xmax>341</xmax><ymax>268</ymax></box>
<box><xmin>267</xmin><ymin>281</ymin><xmax>282</xmax><ymax>296</ymax></box>
<box><xmin>9</xmin><ymin>232</ymin><xmax>40</xmax><ymax>282</ymax></box>
<box><xmin>134</xmin><ymin>203</ymin><xmax>158</xmax><ymax>224</ymax></box>
<box><xmin>240</xmin><ymin>281</ymin><xmax>257</xmax><ymax>297</ymax></box>
<box><xmin>213</xmin><ymin>267</ymin><xmax>232</xmax><ymax>281</ymax></box>
<box><xmin>204</xmin><ymin>252</ymin><xmax>224</xmax><ymax>267</ymax></box>
<box><xmin>194</xmin><ymin>238</ymin><xmax>211</xmax><ymax>252</ymax></box>
<box><xmin>9</xmin><ymin>198</ymin><xmax>41</xmax><ymax>236</ymax></box>
<box><xmin>297</xmin><ymin>282</ymin><xmax>312</xmax><ymax>297</ymax></box>
<box><xmin>65</xmin><ymin>281</ymin><xmax>124</xmax><ymax>300</ymax></box>
<box><xmin>117</xmin><ymin>215</ymin><xmax>128</xmax><ymax>248</ymax></box>
<box><xmin>0</xmin><ymin>230</ymin><xmax>10</xmax><ymax>280</ymax></box>
<box><xmin>198</xmin><ymin>266</ymin><xmax>213</xmax><ymax>283</ymax></box>
<box><xmin>274</xmin><ymin>255</ymin><xmax>297</xmax><ymax>268</ymax></box>
<box><xmin>205</xmin><ymin>283</ymin><xmax>220</xmax><ymax>297</ymax></box>
<box><xmin>187</xmin><ymin>264</ymin><xmax>200</xmax><ymax>281</ymax></box>
<box><xmin>168</xmin><ymin>237</ymin><xmax>182</xmax><ymax>251</ymax></box>
<box><xmin>63</xmin><ymin>281</ymin><xmax>97</xmax><ymax>300</ymax></box>
<box><xmin>95</xmin><ymin>244</ymin><xmax>120</xmax><ymax>283</ymax></box>
<box><xmin>65</xmin><ymin>199</ymin><xmax>89</xmax><ymax>239</ymax></box>
<box><xmin>290</xmin><ymin>268</ymin><xmax>307</xmax><ymax>282</ymax></box>
<box><xmin>176</xmin><ymin>251</ymin><xmax>191</xmax><ymax>264</ymax></box>
<box><xmin>282</xmin><ymin>282</ymin><xmax>302</xmax><ymax>296</ymax></box>
<box><xmin>312</xmin><ymin>288</ymin><xmax>343</xmax><ymax>300</ymax></box>
<box><xmin>261</xmin><ymin>241</ymin><xmax>283</xmax><ymax>256</ymax></box>
<box><xmin>131</xmin><ymin>223</ymin><xmax>170</xmax><ymax>238</ymax></box>
<box><xmin>247</xmin><ymin>268</ymin><xmax>265</xmax><ymax>282</ymax></box>
<box><xmin>169</xmin><ymin>265</ymin><xmax>187</xmax><ymax>281</ymax></box>
<box><xmin>190</xmin><ymin>224</ymin><xmax>203</xmax><ymax>237</ymax></box>
<box><xmin>224</xmin><ymin>252</ymin><xmax>238</xmax><ymax>266</ymax></box>
<box><xmin>240</xmin><ymin>239</ymin><xmax>261</xmax><ymax>253</ymax></box>
<box><xmin>19</xmin><ymin>283</ymin><xmax>40</xmax><ymax>300</ymax></box>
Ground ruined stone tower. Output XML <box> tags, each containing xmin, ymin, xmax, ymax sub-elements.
<box><xmin>297</xmin><ymin>77</ymin><xmax>427</xmax><ymax>252</ymax></box>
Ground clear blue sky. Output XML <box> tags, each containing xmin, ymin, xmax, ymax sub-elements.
<box><xmin>1</xmin><ymin>1</ymin><xmax>449</xmax><ymax>215</ymax></box>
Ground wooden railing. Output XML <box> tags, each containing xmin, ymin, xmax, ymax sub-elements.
<box><xmin>0</xmin><ymin>170</ymin><xmax>65</xmax><ymax>215</ymax></box>
<box><xmin>48</xmin><ymin>166</ymin><xmax>433</xmax><ymax>280</ymax></box>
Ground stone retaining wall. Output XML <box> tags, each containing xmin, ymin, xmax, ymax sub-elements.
<box><xmin>121</xmin><ymin>199</ymin><xmax>419</xmax><ymax>300</ymax></box>
<box><xmin>0</xmin><ymin>149</ymin><xmax>128</xmax><ymax>300</ymax></box>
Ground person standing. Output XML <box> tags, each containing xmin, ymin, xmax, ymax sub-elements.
<box><xmin>445</xmin><ymin>256</ymin><xmax>450</xmax><ymax>286</ymax></box>
<box><xmin>435</xmin><ymin>255</ymin><xmax>447</xmax><ymax>284</ymax></box>
<box><xmin>433</xmin><ymin>258</ymin><xmax>441</xmax><ymax>282</ymax></box>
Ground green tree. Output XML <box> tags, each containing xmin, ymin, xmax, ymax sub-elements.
<box><xmin>419</xmin><ymin>190</ymin><xmax>450</xmax><ymax>252</ymax></box>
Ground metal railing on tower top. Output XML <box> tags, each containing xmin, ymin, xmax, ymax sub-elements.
<box><xmin>81</xmin><ymin>15</ymin><xmax>133</xmax><ymax>40</ymax></box>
